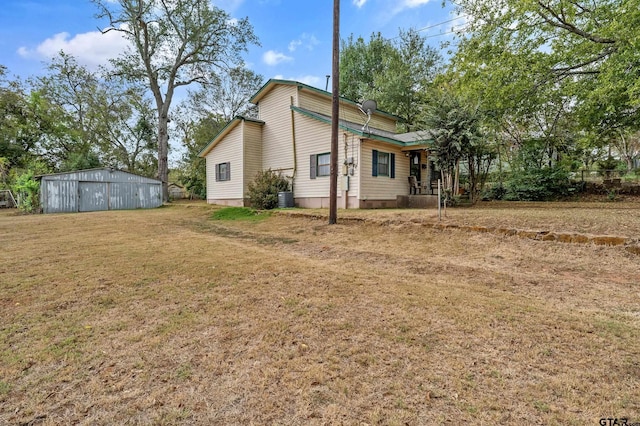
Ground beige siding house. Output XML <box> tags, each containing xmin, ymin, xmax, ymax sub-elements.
<box><xmin>199</xmin><ymin>79</ymin><xmax>434</xmax><ymax>208</ymax></box>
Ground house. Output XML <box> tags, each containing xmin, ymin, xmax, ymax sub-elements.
<box><xmin>199</xmin><ymin>79</ymin><xmax>435</xmax><ymax>209</ymax></box>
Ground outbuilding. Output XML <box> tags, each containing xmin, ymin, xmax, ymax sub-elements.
<box><xmin>38</xmin><ymin>168</ymin><xmax>162</xmax><ymax>214</ymax></box>
<box><xmin>168</xmin><ymin>182</ymin><xmax>187</xmax><ymax>200</ymax></box>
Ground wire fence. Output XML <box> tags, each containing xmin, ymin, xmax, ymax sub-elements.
<box><xmin>576</xmin><ymin>169</ymin><xmax>640</xmax><ymax>183</ymax></box>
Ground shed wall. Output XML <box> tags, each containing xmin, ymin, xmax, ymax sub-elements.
<box><xmin>40</xmin><ymin>169</ymin><xmax>161</xmax><ymax>213</ymax></box>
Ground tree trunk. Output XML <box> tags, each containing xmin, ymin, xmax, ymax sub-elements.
<box><xmin>468</xmin><ymin>157</ymin><xmax>476</xmax><ymax>203</ymax></box>
<box><xmin>454</xmin><ymin>159</ymin><xmax>460</xmax><ymax>195</ymax></box>
<box><xmin>158</xmin><ymin>113</ymin><xmax>169</xmax><ymax>202</ymax></box>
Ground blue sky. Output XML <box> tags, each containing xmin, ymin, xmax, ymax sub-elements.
<box><xmin>0</xmin><ymin>0</ymin><xmax>462</xmax><ymax>89</ymax></box>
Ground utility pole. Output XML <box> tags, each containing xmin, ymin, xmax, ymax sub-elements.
<box><xmin>329</xmin><ymin>0</ymin><xmax>340</xmax><ymax>225</ymax></box>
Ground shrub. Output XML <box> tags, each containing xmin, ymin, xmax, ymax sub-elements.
<box><xmin>12</xmin><ymin>170</ymin><xmax>40</xmax><ymax>213</ymax></box>
<box><xmin>247</xmin><ymin>169</ymin><xmax>290</xmax><ymax>210</ymax></box>
<box><xmin>597</xmin><ymin>156</ymin><xmax>624</xmax><ymax>177</ymax></box>
<box><xmin>503</xmin><ymin>167</ymin><xmax>571</xmax><ymax>201</ymax></box>
<box><xmin>480</xmin><ymin>184</ymin><xmax>507</xmax><ymax>201</ymax></box>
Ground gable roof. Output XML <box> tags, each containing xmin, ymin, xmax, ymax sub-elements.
<box><xmin>198</xmin><ymin>115</ymin><xmax>265</xmax><ymax>157</ymax></box>
<box><xmin>250</xmin><ymin>79</ymin><xmax>402</xmax><ymax>122</ymax></box>
<box><xmin>35</xmin><ymin>167</ymin><xmax>161</xmax><ymax>183</ymax></box>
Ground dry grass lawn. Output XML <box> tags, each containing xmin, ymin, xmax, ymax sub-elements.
<box><xmin>1</xmin><ymin>201</ymin><xmax>639</xmax><ymax>425</ymax></box>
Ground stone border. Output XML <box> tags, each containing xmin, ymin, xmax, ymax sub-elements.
<box><xmin>274</xmin><ymin>211</ymin><xmax>640</xmax><ymax>255</ymax></box>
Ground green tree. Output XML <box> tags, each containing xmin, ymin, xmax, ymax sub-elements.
<box><xmin>420</xmin><ymin>89</ymin><xmax>491</xmax><ymax>203</ymax></box>
<box><xmin>94</xmin><ymin>0</ymin><xmax>260</xmax><ymax>201</ymax></box>
<box><xmin>340</xmin><ymin>33</ymin><xmax>394</xmax><ymax>103</ymax></box>
<box><xmin>174</xmin><ymin>111</ymin><xmax>226</xmax><ymax>199</ymax></box>
<box><xmin>610</xmin><ymin>130</ymin><xmax>640</xmax><ymax>171</ymax></box>
<box><xmin>34</xmin><ymin>53</ymin><xmax>102</xmax><ymax>170</ymax></box>
<box><xmin>91</xmin><ymin>76</ymin><xmax>158</xmax><ymax>175</ymax></box>
<box><xmin>0</xmin><ymin>69</ymin><xmax>58</xmax><ymax>170</ymax></box>
<box><xmin>34</xmin><ymin>53</ymin><xmax>158</xmax><ymax>174</ymax></box>
<box><xmin>452</xmin><ymin>0</ymin><xmax>640</xmax><ymax>151</ymax></box>
<box><xmin>340</xmin><ymin>30</ymin><xmax>442</xmax><ymax>130</ymax></box>
<box><xmin>374</xmin><ymin>29</ymin><xmax>442</xmax><ymax>131</ymax></box>
<box><xmin>0</xmin><ymin>157</ymin><xmax>9</xmax><ymax>188</ymax></box>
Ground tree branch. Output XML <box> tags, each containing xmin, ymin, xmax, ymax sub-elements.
<box><xmin>536</xmin><ymin>1</ymin><xmax>616</xmax><ymax>44</ymax></box>
<box><xmin>551</xmin><ymin>46</ymin><xmax>616</xmax><ymax>76</ymax></box>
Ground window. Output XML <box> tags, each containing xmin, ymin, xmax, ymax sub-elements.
<box><xmin>317</xmin><ymin>153</ymin><xmax>330</xmax><ymax>177</ymax></box>
<box><xmin>216</xmin><ymin>162</ymin><xmax>230</xmax><ymax>181</ymax></box>
<box><xmin>372</xmin><ymin>150</ymin><xmax>395</xmax><ymax>178</ymax></box>
<box><xmin>310</xmin><ymin>153</ymin><xmax>331</xmax><ymax>179</ymax></box>
<box><xmin>378</xmin><ymin>152</ymin><xmax>390</xmax><ymax>176</ymax></box>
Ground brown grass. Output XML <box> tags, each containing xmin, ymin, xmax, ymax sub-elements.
<box><xmin>1</xmin><ymin>201</ymin><xmax>639</xmax><ymax>425</ymax></box>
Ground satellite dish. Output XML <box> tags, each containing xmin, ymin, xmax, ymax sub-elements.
<box><xmin>361</xmin><ymin>99</ymin><xmax>377</xmax><ymax>114</ymax></box>
<box><xmin>358</xmin><ymin>99</ymin><xmax>377</xmax><ymax>132</ymax></box>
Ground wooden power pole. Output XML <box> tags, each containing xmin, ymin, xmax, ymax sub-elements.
<box><xmin>329</xmin><ymin>0</ymin><xmax>340</xmax><ymax>225</ymax></box>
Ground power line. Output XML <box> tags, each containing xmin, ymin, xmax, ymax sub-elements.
<box><xmin>415</xmin><ymin>15</ymin><xmax>468</xmax><ymax>34</ymax></box>
<box><xmin>388</xmin><ymin>14</ymin><xmax>468</xmax><ymax>40</ymax></box>
<box><xmin>422</xmin><ymin>24</ymin><xmax>470</xmax><ymax>40</ymax></box>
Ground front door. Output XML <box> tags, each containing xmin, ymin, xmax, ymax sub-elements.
<box><xmin>409</xmin><ymin>151</ymin><xmax>421</xmax><ymax>181</ymax></box>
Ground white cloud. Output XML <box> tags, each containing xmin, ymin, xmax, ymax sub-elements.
<box><xmin>262</xmin><ymin>50</ymin><xmax>293</xmax><ymax>66</ymax></box>
<box><xmin>403</xmin><ymin>0</ymin><xmax>432</xmax><ymax>7</ymax></box>
<box><xmin>288</xmin><ymin>33</ymin><xmax>319</xmax><ymax>52</ymax></box>
<box><xmin>17</xmin><ymin>29</ymin><xmax>129</xmax><ymax>71</ymax></box>
<box><xmin>391</xmin><ymin>0</ymin><xmax>433</xmax><ymax>15</ymax></box>
<box><xmin>288</xmin><ymin>40</ymin><xmax>302</xmax><ymax>52</ymax></box>
<box><xmin>353</xmin><ymin>0</ymin><xmax>367</xmax><ymax>7</ymax></box>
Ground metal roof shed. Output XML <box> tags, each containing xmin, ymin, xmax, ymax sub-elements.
<box><xmin>38</xmin><ymin>168</ymin><xmax>162</xmax><ymax>214</ymax></box>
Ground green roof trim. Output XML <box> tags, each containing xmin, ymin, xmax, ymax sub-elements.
<box><xmin>290</xmin><ymin>106</ymin><xmax>432</xmax><ymax>148</ymax></box>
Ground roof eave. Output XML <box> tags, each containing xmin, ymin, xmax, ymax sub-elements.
<box><xmin>291</xmin><ymin>105</ymin><xmax>409</xmax><ymax>146</ymax></box>
<box><xmin>198</xmin><ymin>116</ymin><xmax>265</xmax><ymax>158</ymax></box>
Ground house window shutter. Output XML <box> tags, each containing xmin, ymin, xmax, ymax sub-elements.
<box><xmin>310</xmin><ymin>154</ymin><xmax>317</xmax><ymax>179</ymax></box>
<box><xmin>226</xmin><ymin>162</ymin><xmax>230</xmax><ymax>180</ymax></box>
<box><xmin>390</xmin><ymin>153</ymin><xmax>395</xmax><ymax>179</ymax></box>
<box><xmin>215</xmin><ymin>164</ymin><xmax>219</xmax><ymax>182</ymax></box>
<box><xmin>372</xmin><ymin>150</ymin><xmax>378</xmax><ymax>177</ymax></box>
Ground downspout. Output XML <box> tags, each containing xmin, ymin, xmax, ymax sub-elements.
<box><xmin>290</xmin><ymin>96</ymin><xmax>297</xmax><ymax>194</ymax></box>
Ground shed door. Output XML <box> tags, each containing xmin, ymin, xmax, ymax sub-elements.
<box><xmin>110</xmin><ymin>182</ymin><xmax>137</xmax><ymax>210</ymax></box>
<box><xmin>43</xmin><ymin>180</ymin><xmax>78</xmax><ymax>213</ymax></box>
<box><xmin>79</xmin><ymin>182</ymin><xmax>108</xmax><ymax>212</ymax></box>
